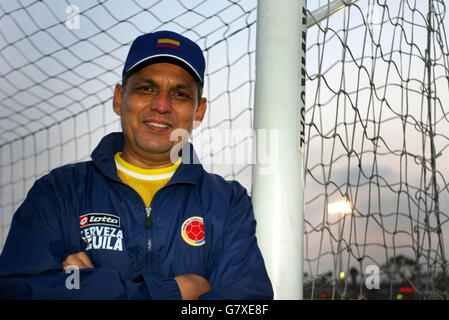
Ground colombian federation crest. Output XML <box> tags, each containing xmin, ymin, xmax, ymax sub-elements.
<box><xmin>181</xmin><ymin>216</ymin><xmax>205</xmax><ymax>246</ymax></box>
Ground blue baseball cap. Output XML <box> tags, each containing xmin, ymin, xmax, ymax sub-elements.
<box><xmin>123</xmin><ymin>30</ymin><xmax>205</xmax><ymax>84</ymax></box>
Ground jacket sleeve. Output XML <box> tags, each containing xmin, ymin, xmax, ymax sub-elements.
<box><xmin>199</xmin><ymin>184</ymin><xmax>273</xmax><ymax>300</ymax></box>
<box><xmin>0</xmin><ymin>177</ymin><xmax>181</xmax><ymax>300</ymax></box>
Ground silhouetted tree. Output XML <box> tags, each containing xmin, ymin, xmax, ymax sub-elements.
<box><xmin>349</xmin><ymin>267</ymin><xmax>359</xmax><ymax>287</ymax></box>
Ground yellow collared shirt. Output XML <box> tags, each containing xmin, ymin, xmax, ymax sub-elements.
<box><xmin>114</xmin><ymin>152</ymin><xmax>181</xmax><ymax>207</ymax></box>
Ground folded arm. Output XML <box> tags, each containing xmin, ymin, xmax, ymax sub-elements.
<box><xmin>199</xmin><ymin>184</ymin><xmax>273</xmax><ymax>300</ymax></box>
<box><xmin>63</xmin><ymin>252</ymin><xmax>210</xmax><ymax>300</ymax></box>
<box><xmin>0</xmin><ymin>178</ymin><xmax>183</xmax><ymax>300</ymax></box>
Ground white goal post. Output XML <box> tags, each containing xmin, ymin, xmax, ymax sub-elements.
<box><xmin>253</xmin><ymin>0</ymin><xmax>360</xmax><ymax>300</ymax></box>
<box><xmin>252</xmin><ymin>0</ymin><xmax>306</xmax><ymax>300</ymax></box>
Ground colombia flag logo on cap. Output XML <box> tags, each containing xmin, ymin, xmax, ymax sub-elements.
<box><xmin>157</xmin><ymin>38</ymin><xmax>181</xmax><ymax>50</ymax></box>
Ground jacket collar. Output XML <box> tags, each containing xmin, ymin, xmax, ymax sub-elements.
<box><xmin>91</xmin><ymin>132</ymin><xmax>203</xmax><ymax>186</ymax></box>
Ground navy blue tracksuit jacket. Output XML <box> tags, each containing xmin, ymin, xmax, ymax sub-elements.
<box><xmin>0</xmin><ymin>132</ymin><xmax>273</xmax><ymax>299</ymax></box>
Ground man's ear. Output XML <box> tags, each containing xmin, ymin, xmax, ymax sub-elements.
<box><xmin>113</xmin><ymin>84</ymin><xmax>123</xmax><ymax>116</ymax></box>
<box><xmin>193</xmin><ymin>97</ymin><xmax>207</xmax><ymax>129</ymax></box>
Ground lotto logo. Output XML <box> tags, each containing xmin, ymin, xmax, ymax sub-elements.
<box><xmin>79</xmin><ymin>213</ymin><xmax>120</xmax><ymax>228</ymax></box>
<box><xmin>181</xmin><ymin>216</ymin><xmax>205</xmax><ymax>246</ymax></box>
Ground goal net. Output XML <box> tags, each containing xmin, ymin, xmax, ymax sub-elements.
<box><xmin>305</xmin><ymin>0</ymin><xmax>449</xmax><ymax>299</ymax></box>
<box><xmin>0</xmin><ymin>0</ymin><xmax>448</xmax><ymax>299</ymax></box>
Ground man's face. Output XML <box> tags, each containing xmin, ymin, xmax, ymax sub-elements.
<box><xmin>113</xmin><ymin>62</ymin><xmax>207</xmax><ymax>167</ymax></box>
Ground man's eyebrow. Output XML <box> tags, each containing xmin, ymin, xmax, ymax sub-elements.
<box><xmin>134</xmin><ymin>78</ymin><xmax>157</xmax><ymax>85</ymax></box>
<box><xmin>134</xmin><ymin>78</ymin><xmax>193</xmax><ymax>90</ymax></box>
<box><xmin>173</xmin><ymin>83</ymin><xmax>194</xmax><ymax>90</ymax></box>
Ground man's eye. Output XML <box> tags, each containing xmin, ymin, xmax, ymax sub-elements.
<box><xmin>137</xmin><ymin>86</ymin><xmax>153</xmax><ymax>91</ymax></box>
<box><xmin>174</xmin><ymin>91</ymin><xmax>190</xmax><ymax>99</ymax></box>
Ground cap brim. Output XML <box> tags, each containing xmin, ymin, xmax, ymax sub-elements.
<box><xmin>124</xmin><ymin>54</ymin><xmax>203</xmax><ymax>84</ymax></box>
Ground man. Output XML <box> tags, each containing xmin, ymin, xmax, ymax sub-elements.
<box><xmin>0</xmin><ymin>30</ymin><xmax>273</xmax><ymax>300</ymax></box>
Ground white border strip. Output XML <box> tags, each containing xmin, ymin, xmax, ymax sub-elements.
<box><xmin>126</xmin><ymin>54</ymin><xmax>202</xmax><ymax>83</ymax></box>
<box><xmin>115</xmin><ymin>160</ymin><xmax>175</xmax><ymax>181</ymax></box>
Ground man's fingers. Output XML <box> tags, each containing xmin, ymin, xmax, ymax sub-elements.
<box><xmin>75</xmin><ymin>251</ymin><xmax>94</xmax><ymax>268</ymax></box>
<box><xmin>62</xmin><ymin>252</ymin><xmax>94</xmax><ymax>270</ymax></box>
<box><xmin>174</xmin><ymin>274</ymin><xmax>211</xmax><ymax>300</ymax></box>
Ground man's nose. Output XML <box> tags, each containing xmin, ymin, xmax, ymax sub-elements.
<box><xmin>150</xmin><ymin>92</ymin><xmax>172</xmax><ymax>113</ymax></box>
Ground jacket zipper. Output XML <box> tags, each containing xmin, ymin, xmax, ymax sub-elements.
<box><xmin>145</xmin><ymin>206</ymin><xmax>152</xmax><ymax>254</ymax></box>
<box><xmin>145</xmin><ymin>206</ymin><xmax>152</xmax><ymax>229</ymax></box>
<box><xmin>113</xmin><ymin>170</ymin><xmax>196</xmax><ymax>275</ymax></box>
<box><xmin>115</xmin><ymin>172</ymin><xmax>191</xmax><ymax>263</ymax></box>
<box><xmin>113</xmin><ymin>167</ymin><xmax>186</xmax><ymax>273</ymax></box>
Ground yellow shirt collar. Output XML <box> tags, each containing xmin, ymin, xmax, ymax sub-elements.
<box><xmin>114</xmin><ymin>152</ymin><xmax>181</xmax><ymax>180</ymax></box>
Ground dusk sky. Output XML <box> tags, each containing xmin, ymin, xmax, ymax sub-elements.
<box><xmin>1</xmin><ymin>0</ymin><xmax>448</xmax><ymax>289</ymax></box>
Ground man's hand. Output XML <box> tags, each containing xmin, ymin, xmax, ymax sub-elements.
<box><xmin>174</xmin><ymin>274</ymin><xmax>211</xmax><ymax>300</ymax></box>
<box><xmin>62</xmin><ymin>251</ymin><xmax>94</xmax><ymax>270</ymax></box>
<box><xmin>62</xmin><ymin>254</ymin><xmax>210</xmax><ymax>299</ymax></box>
